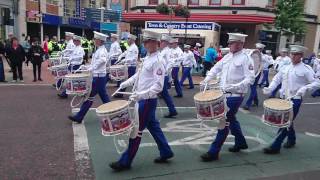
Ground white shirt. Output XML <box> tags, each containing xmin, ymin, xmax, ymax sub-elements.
<box><xmin>204</xmin><ymin>49</ymin><xmax>255</xmax><ymax>94</ymax></box>
<box><xmin>312</xmin><ymin>58</ymin><xmax>320</xmax><ymax>78</ymax></box>
<box><xmin>119</xmin><ymin>43</ymin><xmax>138</xmax><ymax>66</ymax></box>
<box><xmin>159</xmin><ymin>46</ymin><xmax>172</xmax><ymax>75</ymax></box>
<box><xmin>274</xmin><ymin>55</ymin><xmax>291</xmax><ymax>72</ymax></box>
<box><xmin>168</xmin><ymin>47</ymin><xmax>184</xmax><ymax>67</ymax></box>
<box><xmin>109</xmin><ymin>41</ymin><xmax>122</xmax><ymax>59</ymax></box>
<box><xmin>268</xmin><ymin>62</ymin><xmax>320</xmax><ymax>98</ymax></box>
<box><xmin>262</xmin><ymin>54</ymin><xmax>274</xmax><ymax>70</ymax></box>
<box><xmin>86</xmin><ymin>45</ymin><xmax>109</xmax><ymax>75</ymax></box>
<box><xmin>69</xmin><ymin>45</ymin><xmax>85</xmax><ymax>65</ymax></box>
<box><xmin>122</xmin><ymin>51</ymin><xmax>165</xmax><ymax>100</ymax></box>
<box><xmin>63</xmin><ymin>39</ymin><xmax>75</xmax><ymax>57</ymax></box>
<box><xmin>182</xmin><ymin>50</ymin><xmax>197</xmax><ymax>67</ymax></box>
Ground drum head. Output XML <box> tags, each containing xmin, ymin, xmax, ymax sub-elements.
<box><xmin>65</xmin><ymin>73</ymin><xmax>90</xmax><ymax>78</ymax></box>
<box><xmin>96</xmin><ymin>100</ymin><xmax>129</xmax><ymax>114</ymax></box>
<box><xmin>194</xmin><ymin>90</ymin><xmax>223</xmax><ymax>102</ymax></box>
<box><xmin>264</xmin><ymin>98</ymin><xmax>292</xmax><ymax>110</ymax></box>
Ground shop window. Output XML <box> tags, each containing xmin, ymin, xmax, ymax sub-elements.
<box><xmin>168</xmin><ymin>0</ymin><xmax>178</xmax><ymax>5</ymax></box>
<box><xmin>267</xmin><ymin>0</ymin><xmax>275</xmax><ymax>7</ymax></box>
<box><xmin>232</xmin><ymin>0</ymin><xmax>245</xmax><ymax>5</ymax></box>
<box><xmin>149</xmin><ymin>0</ymin><xmax>158</xmax><ymax>5</ymax></box>
<box><xmin>188</xmin><ymin>0</ymin><xmax>199</xmax><ymax>5</ymax></box>
<box><xmin>209</xmin><ymin>0</ymin><xmax>221</xmax><ymax>5</ymax></box>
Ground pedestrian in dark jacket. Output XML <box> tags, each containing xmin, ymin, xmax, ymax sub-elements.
<box><xmin>28</xmin><ymin>38</ymin><xmax>44</xmax><ymax>82</ymax></box>
<box><xmin>0</xmin><ymin>40</ymin><xmax>6</xmax><ymax>82</ymax></box>
<box><xmin>5</xmin><ymin>37</ymin><xmax>26</xmax><ymax>82</ymax></box>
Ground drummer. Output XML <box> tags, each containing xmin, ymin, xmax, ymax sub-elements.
<box><xmin>109</xmin><ymin>33</ymin><xmax>122</xmax><ymax>65</ymax></box>
<box><xmin>269</xmin><ymin>48</ymin><xmax>291</xmax><ymax>98</ymax></box>
<box><xmin>159</xmin><ymin>34</ymin><xmax>178</xmax><ymax>118</ymax></box>
<box><xmin>243</xmin><ymin>43</ymin><xmax>268</xmax><ymax>110</ymax></box>
<box><xmin>180</xmin><ymin>44</ymin><xmax>197</xmax><ymax>89</ymax></box>
<box><xmin>168</xmin><ymin>38</ymin><xmax>184</xmax><ymax>98</ymax></box>
<box><xmin>58</xmin><ymin>35</ymin><xmax>85</xmax><ymax>98</ymax></box>
<box><xmin>61</xmin><ymin>32</ymin><xmax>76</xmax><ymax>58</ymax></box>
<box><xmin>263</xmin><ymin>45</ymin><xmax>320</xmax><ymax>154</ymax></box>
<box><xmin>200</xmin><ymin>33</ymin><xmax>255</xmax><ymax>162</ymax></box>
<box><xmin>114</xmin><ymin>34</ymin><xmax>139</xmax><ymax>98</ymax></box>
<box><xmin>109</xmin><ymin>30</ymin><xmax>174</xmax><ymax>171</ymax></box>
<box><xmin>311</xmin><ymin>53</ymin><xmax>320</xmax><ymax>97</ymax></box>
<box><xmin>68</xmin><ymin>31</ymin><xmax>110</xmax><ymax>123</ymax></box>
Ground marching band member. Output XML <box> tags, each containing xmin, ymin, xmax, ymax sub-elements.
<box><xmin>168</xmin><ymin>38</ymin><xmax>184</xmax><ymax>98</ymax></box>
<box><xmin>180</xmin><ymin>44</ymin><xmax>197</xmax><ymax>89</ymax></box>
<box><xmin>159</xmin><ymin>34</ymin><xmax>178</xmax><ymax>118</ymax></box>
<box><xmin>269</xmin><ymin>48</ymin><xmax>291</xmax><ymax>98</ymax></box>
<box><xmin>311</xmin><ymin>53</ymin><xmax>320</xmax><ymax>97</ymax></box>
<box><xmin>115</xmin><ymin>34</ymin><xmax>139</xmax><ymax>98</ymax></box>
<box><xmin>110</xmin><ymin>30</ymin><xmax>174</xmax><ymax>171</ymax></box>
<box><xmin>200</xmin><ymin>33</ymin><xmax>255</xmax><ymax>162</ymax></box>
<box><xmin>58</xmin><ymin>35</ymin><xmax>85</xmax><ymax>98</ymax></box>
<box><xmin>109</xmin><ymin>33</ymin><xmax>122</xmax><ymax>65</ymax></box>
<box><xmin>263</xmin><ymin>45</ymin><xmax>320</xmax><ymax>154</ymax></box>
<box><xmin>259</xmin><ymin>49</ymin><xmax>274</xmax><ymax>87</ymax></box>
<box><xmin>61</xmin><ymin>32</ymin><xmax>75</xmax><ymax>58</ymax></box>
<box><xmin>68</xmin><ymin>31</ymin><xmax>110</xmax><ymax>123</ymax></box>
<box><xmin>243</xmin><ymin>43</ymin><xmax>269</xmax><ymax>110</ymax></box>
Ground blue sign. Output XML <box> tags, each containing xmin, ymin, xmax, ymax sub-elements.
<box><xmin>100</xmin><ymin>23</ymin><xmax>117</xmax><ymax>31</ymax></box>
<box><xmin>42</xmin><ymin>14</ymin><xmax>61</xmax><ymax>25</ymax></box>
<box><xmin>146</xmin><ymin>22</ymin><xmax>214</xmax><ymax>30</ymax></box>
<box><xmin>84</xmin><ymin>8</ymin><xmax>122</xmax><ymax>22</ymax></box>
<box><xmin>76</xmin><ymin>0</ymin><xmax>81</xmax><ymax>17</ymax></box>
<box><xmin>69</xmin><ymin>18</ymin><xmax>87</xmax><ymax>28</ymax></box>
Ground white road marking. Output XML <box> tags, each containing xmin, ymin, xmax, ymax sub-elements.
<box><xmin>305</xmin><ymin>132</ymin><xmax>320</xmax><ymax>138</ymax></box>
<box><xmin>0</xmin><ymin>83</ymin><xmax>52</xmax><ymax>86</ymax></box>
<box><xmin>303</xmin><ymin>102</ymin><xmax>320</xmax><ymax>105</ymax></box>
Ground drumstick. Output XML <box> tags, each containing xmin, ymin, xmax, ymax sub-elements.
<box><xmin>203</xmin><ymin>83</ymin><xmax>208</xmax><ymax>93</ymax></box>
<box><xmin>111</xmin><ymin>87</ymin><xmax>122</xmax><ymax>97</ymax></box>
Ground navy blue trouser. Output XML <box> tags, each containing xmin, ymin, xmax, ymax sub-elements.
<box><xmin>172</xmin><ymin>67</ymin><xmax>183</xmax><ymax>96</ymax></box>
<box><xmin>259</xmin><ymin>69</ymin><xmax>269</xmax><ymax>86</ymax></box>
<box><xmin>161</xmin><ymin>76</ymin><xmax>177</xmax><ymax>115</ymax></box>
<box><xmin>180</xmin><ymin>67</ymin><xmax>194</xmax><ymax>89</ymax></box>
<box><xmin>245</xmin><ymin>73</ymin><xmax>261</xmax><ymax>108</ymax></box>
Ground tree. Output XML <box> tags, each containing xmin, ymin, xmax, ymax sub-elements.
<box><xmin>274</xmin><ymin>0</ymin><xmax>306</xmax><ymax>36</ymax></box>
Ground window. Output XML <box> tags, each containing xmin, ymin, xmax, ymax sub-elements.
<box><xmin>149</xmin><ymin>0</ymin><xmax>158</xmax><ymax>5</ymax></box>
<box><xmin>209</xmin><ymin>0</ymin><xmax>221</xmax><ymax>5</ymax></box>
<box><xmin>89</xmin><ymin>0</ymin><xmax>96</xmax><ymax>8</ymax></box>
<box><xmin>188</xmin><ymin>0</ymin><xmax>199</xmax><ymax>5</ymax></box>
<box><xmin>267</xmin><ymin>0</ymin><xmax>275</xmax><ymax>7</ymax></box>
<box><xmin>232</xmin><ymin>0</ymin><xmax>245</xmax><ymax>5</ymax></box>
<box><xmin>168</xmin><ymin>0</ymin><xmax>178</xmax><ymax>5</ymax></box>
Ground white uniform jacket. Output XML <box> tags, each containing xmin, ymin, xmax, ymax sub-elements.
<box><xmin>168</xmin><ymin>47</ymin><xmax>184</xmax><ymax>68</ymax></box>
<box><xmin>109</xmin><ymin>41</ymin><xmax>122</xmax><ymax>59</ymax></box>
<box><xmin>118</xmin><ymin>43</ymin><xmax>138</xmax><ymax>66</ymax></box>
<box><xmin>182</xmin><ymin>50</ymin><xmax>197</xmax><ymax>68</ymax></box>
<box><xmin>69</xmin><ymin>45</ymin><xmax>85</xmax><ymax>65</ymax></box>
<box><xmin>85</xmin><ymin>45</ymin><xmax>109</xmax><ymax>75</ymax></box>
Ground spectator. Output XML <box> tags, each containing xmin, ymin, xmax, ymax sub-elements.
<box><xmin>42</xmin><ymin>35</ymin><xmax>49</xmax><ymax>61</ymax></box>
<box><xmin>202</xmin><ymin>43</ymin><xmax>217</xmax><ymax>77</ymax></box>
<box><xmin>21</xmin><ymin>35</ymin><xmax>31</xmax><ymax>66</ymax></box>
<box><xmin>193</xmin><ymin>43</ymin><xmax>202</xmax><ymax>72</ymax></box>
<box><xmin>0</xmin><ymin>40</ymin><xmax>6</xmax><ymax>82</ymax></box>
<box><xmin>4</xmin><ymin>32</ymin><xmax>14</xmax><ymax>72</ymax></box>
<box><xmin>28</xmin><ymin>38</ymin><xmax>44</xmax><ymax>82</ymax></box>
<box><xmin>5</xmin><ymin>37</ymin><xmax>26</xmax><ymax>82</ymax></box>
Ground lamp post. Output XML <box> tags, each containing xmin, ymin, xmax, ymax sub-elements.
<box><xmin>184</xmin><ymin>1</ymin><xmax>189</xmax><ymax>45</ymax></box>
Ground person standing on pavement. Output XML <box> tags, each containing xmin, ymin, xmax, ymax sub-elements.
<box><xmin>42</xmin><ymin>35</ymin><xmax>49</xmax><ymax>61</ymax></box>
<box><xmin>68</xmin><ymin>31</ymin><xmax>110</xmax><ymax>123</ymax></box>
<box><xmin>0</xmin><ymin>40</ymin><xmax>6</xmax><ymax>82</ymax></box>
<box><xmin>202</xmin><ymin>43</ymin><xmax>217</xmax><ymax>77</ymax></box>
<box><xmin>159</xmin><ymin>34</ymin><xmax>178</xmax><ymax>118</ymax></box>
<box><xmin>21</xmin><ymin>35</ymin><xmax>31</xmax><ymax>66</ymax></box>
<box><xmin>58</xmin><ymin>35</ymin><xmax>85</xmax><ymax>98</ymax></box>
<box><xmin>262</xmin><ymin>45</ymin><xmax>320</xmax><ymax>154</ymax></box>
<box><xmin>28</xmin><ymin>38</ymin><xmax>44</xmax><ymax>82</ymax></box>
<box><xmin>48</xmin><ymin>36</ymin><xmax>61</xmax><ymax>56</ymax></box>
<box><xmin>5</xmin><ymin>37</ymin><xmax>26</xmax><ymax>83</ymax></box>
<box><xmin>168</xmin><ymin>38</ymin><xmax>184</xmax><ymax>98</ymax></box>
<box><xmin>4</xmin><ymin>32</ymin><xmax>14</xmax><ymax>72</ymax></box>
<box><xmin>180</xmin><ymin>44</ymin><xmax>197</xmax><ymax>89</ymax></box>
<box><xmin>200</xmin><ymin>33</ymin><xmax>255</xmax><ymax>162</ymax></box>
<box><xmin>109</xmin><ymin>33</ymin><xmax>122</xmax><ymax>65</ymax></box>
<box><xmin>109</xmin><ymin>30</ymin><xmax>174</xmax><ymax>171</ymax></box>
<box><xmin>192</xmin><ymin>43</ymin><xmax>202</xmax><ymax>72</ymax></box>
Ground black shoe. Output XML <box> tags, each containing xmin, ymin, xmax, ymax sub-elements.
<box><xmin>154</xmin><ymin>154</ymin><xmax>174</xmax><ymax>163</ymax></box>
<box><xmin>38</xmin><ymin>78</ymin><xmax>43</xmax><ymax>81</ymax></box>
<box><xmin>33</xmin><ymin>79</ymin><xmax>37</xmax><ymax>82</ymax></box>
<box><xmin>242</xmin><ymin>105</ymin><xmax>250</xmax><ymax>110</ymax></box>
<box><xmin>263</xmin><ymin>147</ymin><xmax>280</xmax><ymax>154</ymax></box>
<box><xmin>57</xmin><ymin>94</ymin><xmax>68</xmax><ymax>99</ymax></box>
<box><xmin>228</xmin><ymin>144</ymin><xmax>248</xmax><ymax>152</ymax></box>
<box><xmin>109</xmin><ymin>162</ymin><xmax>130</xmax><ymax>171</ymax></box>
<box><xmin>283</xmin><ymin>142</ymin><xmax>295</xmax><ymax>149</ymax></box>
<box><xmin>174</xmin><ymin>95</ymin><xmax>183</xmax><ymax>98</ymax></box>
<box><xmin>52</xmin><ymin>83</ymin><xmax>56</xmax><ymax>88</ymax></box>
<box><xmin>68</xmin><ymin>116</ymin><xmax>82</xmax><ymax>124</ymax></box>
<box><xmin>164</xmin><ymin>112</ymin><xmax>178</xmax><ymax>118</ymax></box>
<box><xmin>200</xmin><ymin>152</ymin><xmax>218</xmax><ymax>162</ymax></box>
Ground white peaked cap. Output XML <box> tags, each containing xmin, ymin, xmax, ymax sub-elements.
<box><xmin>65</xmin><ymin>32</ymin><xmax>74</xmax><ymax>37</ymax></box>
<box><xmin>221</xmin><ymin>48</ymin><xmax>230</xmax><ymax>55</ymax></box>
<box><xmin>142</xmin><ymin>30</ymin><xmax>161</xmax><ymax>41</ymax></box>
<box><xmin>160</xmin><ymin>34</ymin><xmax>171</xmax><ymax>42</ymax></box>
<box><xmin>255</xmin><ymin>43</ymin><xmax>266</xmax><ymax>49</ymax></box>
<box><xmin>128</xmin><ymin>34</ymin><xmax>137</xmax><ymax>40</ymax></box>
<box><xmin>110</xmin><ymin>33</ymin><xmax>119</xmax><ymax>38</ymax></box>
<box><xmin>227</xmin><ymin>33</ymin><xmax>248</xmax><ymax>43</ymax></box>
<box><xmin>169</xmin><ymin>38</ymin><xmax>179</xmax><ymax>43</ymax></box>
<box><xmin>290</xmin><ymin>45</ymin><xmax>308</xmax><ymax>54</ymax></box>
<box><xmin>196</xmin><ymin>43</ymin><xmax>201</xmax><ymax>47</ymax></box>
<box><xmin>73</xmin><ymin>35</ymin><xmax>82</xmax><ymax>41</ymax></box>
<box><xmin>184</xmin><ymin>44</ymin><xmax>191</xmax><ymax>49</ymax></box>
<box><xmin>280</xmin><ymin>48</ymin><xmax>289</xmax><ymax>52</ymax></box>
<box><xmin>94</xmin><ymin>31</ymin><xmax>108</xmax><ymax>41</ymax></box>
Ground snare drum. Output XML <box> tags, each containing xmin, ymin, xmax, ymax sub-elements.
<box><xmin>49</xmin><ymin>57</ymin><xmax>61</xmax><ymax>66</ymax></box>
<box><xmin>262</xmin><ymin>98</ymin><xmax>293</xmax><ymax>128</ymax></box>
<box><xmin>194</xmin><ymin>90</ymin><xmax>225</xmax><ymax>120</ymax></box>
<box><xmin>109</xmin><ymin>65</ymin><xmax>128</xmax><ymax>81</ymax></box>
<box><xmin>49</xmin><ymin>64</ymin><xmax>68</xmax><ymax>78</ymax></box>
<box><xmin>96</xmin><ymin>100</ymin><xmax>133</xmax><ymax>136</ymax></box>
<box><xmin>64</xmin><ymin>73</ymin><xmax>91</xmax><ymax>95</ymax></box>
<box><xmin>200</xmin><ymin>79</ymin><xmax>219</xmax><ymax>91</ymax></box>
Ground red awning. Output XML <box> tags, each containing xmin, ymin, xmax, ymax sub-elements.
<box><xmin>122</xmin><ymin>12</ymin><xmax>274</xmax><ymax>24</ymax></box>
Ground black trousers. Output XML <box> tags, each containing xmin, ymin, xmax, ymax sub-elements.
<box><xmin>12</xmin><ymin>62</ymin><xmax>23</xmax><ymax>80</ymax></box>
<box><xmin>32</xmin><ymin>63</ymin><xmax>42</xmax><ymax>80</ymax></box>
<box><xmin>202</xmin><ymin>61</ymin><xmax>213</xmax><ymax>77</ymax></box>
<box><xmin>0</xmin><ymin>57</ymin><xmax>5</xmax><ymax>81</ymax></box>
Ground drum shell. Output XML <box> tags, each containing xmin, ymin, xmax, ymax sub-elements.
<box><xmin>194</xmin><ymin>94</ymin><xmax>225</xmax><ymax>121</ymax></box>
<box><xmin>109</xmin><ymin>65</ymin><xmax>128</xmax><ymax>81</ymax></box>
<box><xmin>262</xmin><ymin>103</ymin><xmax>293</xmax><ymax>128</ymax></box>
<box><xmin>64</xmin><ymin>74</ymin><xmax>91</xmax><ymax>95</ymax></box>
<box><xmin>49</xmin><ymin>64</ymin><xmax>68</xmax><ymax>78</ymax></box>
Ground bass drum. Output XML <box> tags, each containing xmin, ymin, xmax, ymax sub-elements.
<box><xmin>245</xmin><ymin>49</ymin><xmax>262</xmax><ymax>77</ymax></box>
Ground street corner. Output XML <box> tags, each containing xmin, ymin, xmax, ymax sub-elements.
<box><xmin>72</xmin><ymin>107</ymin><xmax>320</xmax><ymax>180</ymax></box>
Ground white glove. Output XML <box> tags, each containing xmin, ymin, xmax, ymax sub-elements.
<box><xmin>224</xmin><ymin>84</ymin><xmax>238</xmax><ymax>92</ymax></box>
<box><xmin>129</xmin><ymin>93</ymin><xmax>139</xmax><ymax>102</ymax></box>
<box><xmin>263</xmin><ymin>87</ymin><xmax>272</xmax><ymax>95</ymax></box>
<box><xmin>296</xmin><ymin>87</ymin><xmax>307</xmax><ymax>97</ymax></box>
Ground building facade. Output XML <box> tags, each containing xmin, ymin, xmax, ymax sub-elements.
<box><xmin>0</xmin><ymin>0</ymin><xmax>15</xmax><ymax>40</ymax></box>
